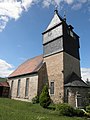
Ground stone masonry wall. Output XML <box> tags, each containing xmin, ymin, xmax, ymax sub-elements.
<box><xmin>64</xmin><ymin>52</ymin><xmax>81</xmax><ymax>83</ymax></box>
<box><xmin>38</xmin><ymin>63</ymin><xmax>48</xmax><ymax>96</ymax></box>
<box><xmin>7</xmin><ymin>74</ymin><xmax>38</xmax><ymax>102</ymax></box>
<box><xmin>44</xmin><ymin>52</ymin><xmax>64</xmax><ymax>103</ymax></box>
<box><xmin>65</xmin><ymin>87</ymin><xmax>89</xmax><ymax>108</ymax></box>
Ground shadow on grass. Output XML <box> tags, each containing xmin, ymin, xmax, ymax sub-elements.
<box><xmin>47</xmin><ymin>104</ymin><xmax>56</xmax><ymax>110</ymax></box>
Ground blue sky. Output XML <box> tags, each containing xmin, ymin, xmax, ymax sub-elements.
<box><xmin>0</xmin><ymin>0</ymin><xmax>90</xmax><ymax>81</ymax></box>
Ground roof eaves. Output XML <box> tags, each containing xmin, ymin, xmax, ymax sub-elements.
<box><xmin>8</xmin><ymin>71</ymin><xmax>38</xmax><ymax>79</ymax></box>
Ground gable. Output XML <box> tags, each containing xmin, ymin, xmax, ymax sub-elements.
<box><xmin>46</xmin><ymin>10</ymin><xmax>62</xmax><ymax>31</ymax></box>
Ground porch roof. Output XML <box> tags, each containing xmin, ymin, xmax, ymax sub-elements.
<box><xmin>64</xmin><ymin>72</ymin><xmax>89</xmax><ymax>88</ymax></box>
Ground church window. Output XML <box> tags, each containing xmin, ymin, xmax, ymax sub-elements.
<box><xmin>11</xmin><ymin>80</ymin><xmax>14</xmax><ymax>96</ymax></box>
<box><xmin>17</xmin><ymin>79</ymin><xmax>21</xmax><ymax>97</ymax></box>
<box><xmin>25</xmin><ymin>78</ymin><xmax>29</xmax><ymax>97</ymax></box>
<box><xmin>50</xmin><ymin>81</ymin><xmax>54</xmax><ymax>94</ymax></box>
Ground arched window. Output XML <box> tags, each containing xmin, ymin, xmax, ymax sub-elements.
<box><xmin>11</xmin><ymin>80</ymin><xmax>14</xmax><ymax>96</ymax></box>
<box><xmin>17</xmin><ymin>79</ymin><xmax>21</xmax><ymax>97</ymax></box>
<box><xmin>25</xmin><ymin>78</ymin><xmax>29</xmax><ymax>97</ymax></box>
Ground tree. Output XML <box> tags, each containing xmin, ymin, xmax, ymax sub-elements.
<box><xmin>39</xmin><ymin>84</ymin><xmax>51</xmax><ymax>108</ymax></box>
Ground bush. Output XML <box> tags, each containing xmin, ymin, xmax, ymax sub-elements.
<box><xmin>48</xmin><ymin>103</ymin><xmax>56</xmax><ymax>110</ymax></box>
<box><xmin>84</xmin><ymin>112</ymin><xmax>90</xmax><ymax>118</ymax></box>
<box><xmin>74</xmin><ymin>109</ymin><xmax>84</xmax><ymax>117</ymax></box>
<box><xmin>39</xmin><ymin>85</ymin><xmax>51</xmax><ymax>108</ymax></box>
<box><xmin>56</xmin><ymin>103</ymin><xmax>74</xmax><ymax>116</ymax></box>
<box><xmin>32</xmin><ymin>96</ymin><xmax>39</xmax><ymax>104</ymax></box>
<box><xmin>86</xmin><ymin>105</ymin><xmax>90</xmax><ymax>113</ymax></box>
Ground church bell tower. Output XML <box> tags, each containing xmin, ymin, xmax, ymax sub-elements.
<box><xmin>42</xmin><ymin>9</ymin><xmax>81</xmax><ymax>103</ymax></box>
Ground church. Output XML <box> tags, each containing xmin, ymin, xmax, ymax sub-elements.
<box><xmin>7</xmin><ymin>9</ymin><xmax>89</xmax><ymax>108</ymax></box>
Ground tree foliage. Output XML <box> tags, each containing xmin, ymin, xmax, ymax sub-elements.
<box><xmin>39</xmin><ymin>84</ymin><xmax>51</xmax><ymax>108</ymax></box>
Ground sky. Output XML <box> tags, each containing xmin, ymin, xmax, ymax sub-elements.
<box><xmin>0</xmin><ymin>0</ymin><xmax>90</xmax><ymax>82</ymax></box>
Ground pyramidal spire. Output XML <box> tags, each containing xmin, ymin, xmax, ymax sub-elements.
<box><xmin>45</xmin><ymin>6</ymin><xmax>62</xmax><ymax>31</ymax></box>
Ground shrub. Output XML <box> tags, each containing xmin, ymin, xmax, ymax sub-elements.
<box><xmin>39</xmin><ymin>85</ymin><xmax>51</xmax><ymax>108</ymax></box>
<box><xmin>86</xmin><ymin>105</ymin><xmax>90</xmax><ymax>113</ymax></box>
<box><xmin>56</xmin><ymin>103</ymin><xmax>74</xmax><ymax>116</ymax></box>
<box><xmin>74</xmin><ymin>109</ymin><xmax>84</xmax><ymax>117</ymax></box>
<box><xmin>84</xmin><ymin>112</ymin><xmax>90</xmax><ymax>118</ymax></box>
<box><xmin>32</xmin><ymin>96</ymin><xmax>39</xmax><ymax>104</ymax></box>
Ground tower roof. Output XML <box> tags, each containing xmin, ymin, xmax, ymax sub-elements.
<box><xmin>45</xmin><ymin>9</ymin><xmax>63</xmax><ymax>32</ymax></box>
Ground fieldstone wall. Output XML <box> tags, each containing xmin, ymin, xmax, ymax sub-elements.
<box><xmin>44</xmin><ymin>52</ymin><xmax>64</xmax><ymax>103</ymax></box>
<box><xmin>7</xmin><ymin>74</ymin><xmax>38</xmax><ymax>102</ymax></box>
<box><xmin>38</xmin><ymin>63</ymin><xmax>48</xmax><ymax>95</ymax></box>
<box><xmin>64</xmin><ymin>52</ymin><xmax>81</xmax><ymax>83</ymax></box>
<box><xmin>65</xmin><ymin>87</ymin><xmax>89</xmax><ymax>108</ymax></box>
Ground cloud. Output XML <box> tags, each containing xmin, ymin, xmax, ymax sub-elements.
<box><xmin>81</xmin><ymin>68</ymin><xmax>90</xmax><ymax>82</ymax></box>
<box><xmin>42</xmin><ymin>0</ymin><xmax>74</xmax><ymax>7</ymax></box>
<box><xmin>72</xmin><ymin>3</ymin><xmax>82</xmax><ymax>10</ymax></box>
<box><xmin>64</xmin><ymin>0</ymin><xmax>74</xmax><ymax>5</ymax></box>
<box><xmin>0</xmin><ymin>0</ymin><xmax>38</xmax><ymax>31</ymax></box>
<box><xmin>0</xmin><ymin>59</ymin><xmax>14</xmax><ymax>77</ymax></box>
<box><xmin>78</xmin><ymin>0</ymin><xmax>87</xmax><ymax>4</ymax></box>
<box><xmin>0</xmin><ymin>0</ymin><xmax>90</xmax><ymax>32</ymax></box>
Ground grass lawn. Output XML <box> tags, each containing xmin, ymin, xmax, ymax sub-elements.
<box><xmin>0</xmin><ymin>98</ymin><xmax>87</xmax><ymax>120</ymax></box>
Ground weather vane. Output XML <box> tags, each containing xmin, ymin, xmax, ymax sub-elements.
<box><xmin>64</xmin><ymin>10</ymin><xmax>66</xmax><ymax>21</ymax></box>
<box><xmin>54</xmin><ymin>4</ymin><xmax>58</xmax><ymax>13</ymax></box>
<box><xmin>55</xmin><ymin>4</ymin><xmax>58</xmax><ymax>11</ymax></box>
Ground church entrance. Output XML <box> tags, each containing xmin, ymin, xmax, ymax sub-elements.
<box><xmin>76</xmin><ymin>92</ymin><xmax>82</xmax><ymax>108</ymax></box>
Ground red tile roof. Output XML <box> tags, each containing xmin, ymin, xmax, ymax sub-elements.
<box><xmin>9</xmin><ymin>55</ymin><xmax>43</xmax><ymax>78</ymax></box>
<box><xmin>0</xmin><ymin>82</ymin><xmax>9</xmax><ymax>87</ymax></box>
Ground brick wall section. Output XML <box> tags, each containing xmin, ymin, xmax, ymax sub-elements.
<box><xmin>44</xmin><ymin>52</ymin><xmax>64</xmax><ymax>103</ymax></box>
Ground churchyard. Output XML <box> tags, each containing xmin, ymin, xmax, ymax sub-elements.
<box><xmin>0</xmin><ymin>98</ymin><xmax>89</xmax><ymax>120</ymax></box>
